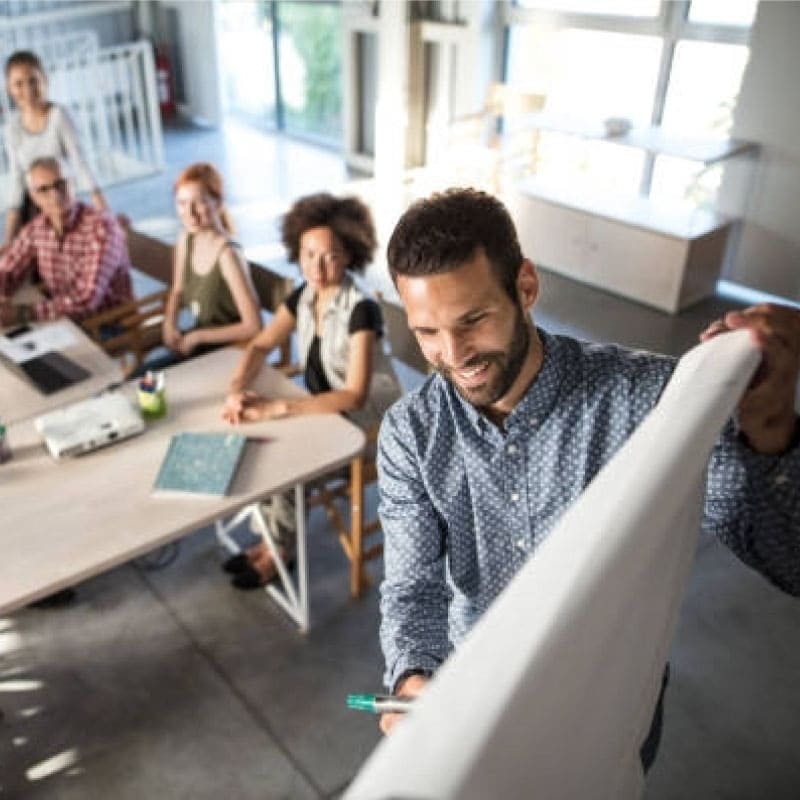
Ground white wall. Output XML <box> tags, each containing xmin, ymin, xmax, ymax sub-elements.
<box><xmin>721</xmin><ymin>1</ymin><xmax>800</xmax><ymax>299</ymax></box>
<box><xmin>161</xmin><ymin>0</ymin><xmax>223</xmax><ymax>127</ymax></box>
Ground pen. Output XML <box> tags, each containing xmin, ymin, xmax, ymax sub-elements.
<box><xmin>347</xmin><ymin>694</ymin><xmax>414</xmax><ymax>714</ymax></box>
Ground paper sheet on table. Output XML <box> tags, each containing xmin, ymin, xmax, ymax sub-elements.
<box><xmin>346</xmin><ymin>330</ymin><xmax>760</xmax><ymax>800</ymax></box>
<box><xmin>0</xmin><ymin>335</ymin><xmax>31</xmax><ymax>363</ymax></box>
<box><xmin>0</xmin><ymin>320</ymin><xmax>79</xmax><ymax>363</ymax></box>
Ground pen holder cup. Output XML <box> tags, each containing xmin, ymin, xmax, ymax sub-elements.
<box><xmin>137</xmin><ymin>387</ymin><xmax>167</xmax><ymax>420</ymax></box>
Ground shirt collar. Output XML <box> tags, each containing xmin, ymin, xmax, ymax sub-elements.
<box><xmin>299</xmin><ymin>272</ymin><xmax>353</xmax><ymax>312</ymax></box>
<box><xmin>449</xmin><ymin>327</ymin><xmax>564</xmax><ymax>435</ymax></box>
<box><xmin>43</xmin><ymin>201</ymin><xmax>82</xmax><ymax>236</ymax></box>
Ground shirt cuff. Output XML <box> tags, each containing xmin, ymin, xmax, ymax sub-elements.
<box><xmin>733</xmin><ymin>415</ymin><xmax>800</xmax><ymax>505</ymax></box>
<box><xmin>385</xmin><ymin>654</ymin><xmax>441</xmax><ymax>692</ymax></box>
<box><xmin>392</xmin><ymin>667</ymin><xmax>434</xmax><ymax>695</ymax></box>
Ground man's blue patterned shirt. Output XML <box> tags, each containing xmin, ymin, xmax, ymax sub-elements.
<box><xmin>378</xmin><ymin>329</ymin><xmax>800</xmax><ymax>689</ymax></box>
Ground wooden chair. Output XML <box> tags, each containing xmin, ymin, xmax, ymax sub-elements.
<box><xmin>307</xmin><ymin>424</ymin><xmax>382</xmax><ymax>599</ymax></box>
<box><xmin>80</xmin><ymin>223</ymin><xmax>173</xmax><ymax>376</ymax></box>
<box><xmin>247</xmin><ymin>258</ymin><xmax>296</xmax><ymax>370</ymax></box>
<box><xmin>80</xmin><ymin>289</ymin><xmax>168</xmax><ymax>378</ymax></box>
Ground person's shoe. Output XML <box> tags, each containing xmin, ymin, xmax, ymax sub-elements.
<box><xmin>29</xmin><ymin>587</ymin><xmax>76</xmax><ymax>609</ymax></box>
<box><xmin>231</xmin><ymin>558</ymin><xmax>296</xmax><ymax>591</ymax></box>
<box><xmin>231</xmin><ymin>565</ymin><xmax>266</xmax><ymax>590</ymax></box>
<box><xmin>221</xmin><ymin>553</ymin><xmax>249</xmax><ymax>574</ymax></box>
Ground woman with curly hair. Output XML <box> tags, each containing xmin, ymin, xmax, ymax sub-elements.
<box><xmin>220</xmin><ymin>192</ymin><xmax>401</xmax><ymax>589</ymax></box>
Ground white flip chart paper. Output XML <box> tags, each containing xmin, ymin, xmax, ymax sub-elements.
<box><xmin>347</xmin><ymin>330</ymin><xmax>760</xmax><ymax>800</ymax></box>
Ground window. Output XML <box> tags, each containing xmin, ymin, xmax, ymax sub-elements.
<box><xmin>216</xmin><ymin>0</ymin><xmax>342</xmax><ymax>147</ymax></box>
<box><xmin>277</xmin><ymin>1</ymin><xmax>342</xmax><ymax>142</ymax></box>
<box><xmin>650</xmin><ymin>39</ymin><xmax>750</xmax><ymax>209</ymax></box>
<box><xmin>506</xmin><ymin>25</ymin><xmax>661</xmax><ymax>193</ymax></box>
<box><xmin>688</xmin><ymin>0</ymin><xmax>757</xmax><ymax>27</ymax></box>
<box><xmin>514</xmin><ymin>0</ymin><xmax>659</xmax><ymax>17</ymax></box>
<box><xmin>503</xmin><ymin>0</ymin><xmax>756</xmax><ymax>210</ymax></box>
<box><xmin>218</xmin><ymin>1</ymin><xmax>277</xmax><ymax>128</ymax></box>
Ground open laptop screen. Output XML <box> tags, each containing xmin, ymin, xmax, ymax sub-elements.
<box><xmin>0</xmin><ymin>327</ymin><xmax>90</xmax><ymax>395</ymax></box>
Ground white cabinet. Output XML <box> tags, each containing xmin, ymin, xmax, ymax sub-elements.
<box><xmin>504</xmin><ymin>113</ymin><xmax>756</xmax><ymax>313</ymax></box>
<box><xmin>509</xmin><ymin>184</ymin><xmax>732</xmax><ymax>314</ymax></box>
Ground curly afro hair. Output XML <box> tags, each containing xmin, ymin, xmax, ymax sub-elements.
<box><xmin>281</xmin><ymin>193</ymin><xmax>376</xmax><ymax>273</ymax></box>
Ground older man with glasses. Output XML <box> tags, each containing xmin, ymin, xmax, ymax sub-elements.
<box><xmin>0</xmin><ymin>156</ymin><xmax>132</xmax><ymax>327</ymax></box>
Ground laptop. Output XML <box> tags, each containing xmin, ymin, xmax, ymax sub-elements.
<box><xmin>0</xmin><ymin>326</ymin><xmax>90</xmax><ymax>395</ymax></box>
<box><xmin>34</xmin><ymin>392</ymin><xmax>145</xmax><ymax>459</ymax></box>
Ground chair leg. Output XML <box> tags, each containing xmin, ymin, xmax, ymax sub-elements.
<box><xmin>350</xmin><ymin>456</ymin><xmax>365</xmax><ymax>599</ymax></box>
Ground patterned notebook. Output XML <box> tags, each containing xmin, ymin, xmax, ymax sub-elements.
<box><xmin>152</xmin><ymin>432</ymin><xmax>248</xmax><ymax>498</ymax></box>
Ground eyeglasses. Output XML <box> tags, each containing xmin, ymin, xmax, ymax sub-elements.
<box><xmin>32</xmin><ymin>178</ymin><xmax>68</xmax><ymax>195</ymax></box>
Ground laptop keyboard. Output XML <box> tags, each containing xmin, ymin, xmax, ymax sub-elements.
<box><xmin>21</xmin><ymin>353</ymin><xmax>90</xmax><ymax>394</ymax></box>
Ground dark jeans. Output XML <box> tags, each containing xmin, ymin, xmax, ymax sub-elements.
<box><xmin>640</xmin><ymin>663</ymin><xmax>670</xmax><ymax>772</ymax></box>
<box><xmin>130</xmin><ymin>341</ymin><xmax>222</xmax><ymax>379</ymax></box>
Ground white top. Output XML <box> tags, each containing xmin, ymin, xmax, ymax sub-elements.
<box><xmin>3</xmin><ymin>103</ymin><xmax>99</xmax><ymax>208</ymax></box>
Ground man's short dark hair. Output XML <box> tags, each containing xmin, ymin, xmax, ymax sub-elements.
<box><xmin>387</xmin><ymin>188</ymin><xmax>524</xmax><ymax>300</ymax></box>
<box><xmin>281</xmin><ymin>192</ymin><xmax>377</xmax><ymax>273</ymax></box>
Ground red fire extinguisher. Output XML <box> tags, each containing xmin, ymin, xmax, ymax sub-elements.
<box><xmin>155</xmin><ymin>46</ymin><xmax>176</xmax><ymax>118</ymax></box>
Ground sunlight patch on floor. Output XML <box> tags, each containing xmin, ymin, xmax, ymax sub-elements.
<box><xmin>25</xmin><ymin>749</ymin><xmax>79</xmax><ymax>782</ymax></box>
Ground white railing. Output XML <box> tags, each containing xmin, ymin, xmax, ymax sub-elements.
<box><xmin>0</xmin><ymin>29</ymin><xmax>98</xmax><ymax>64</ymax></box>
<box><xmin>0</xmin><ymin>38</ymin><xmax>164</xmax><ymax>208</ymax></box>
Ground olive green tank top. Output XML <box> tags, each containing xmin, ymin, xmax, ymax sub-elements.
<box><xmin>182</xmin><ymin>234</ymin><xmax>242</xmax><ymax>328</ymax></box>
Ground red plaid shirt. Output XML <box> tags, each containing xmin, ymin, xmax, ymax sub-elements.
<box><xmin>0</xmin><ymin>203</ymin><xmax>133</xmax><ymax>321</ymax></box>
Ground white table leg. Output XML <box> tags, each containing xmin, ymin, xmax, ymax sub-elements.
<box><xmin>217</xmin><ymin>486</ymin><xmax>309</xmax><ymax>633</ymax></box>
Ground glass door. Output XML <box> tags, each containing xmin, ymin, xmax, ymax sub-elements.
<box><xmin>217</xmin><ymin>0</ymin><xmax>278</xmax><ymax>129</ymax></box>
<box><xmin>216</xmin><ymin>0</ymin><xmax>343</xmax><ymax>148</ymax></box>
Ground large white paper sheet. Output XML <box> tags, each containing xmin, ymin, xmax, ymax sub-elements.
<box><xmin>346</xmin><ymin>330</ymin><xmax>760</xmax><ymax>800</ymax></box>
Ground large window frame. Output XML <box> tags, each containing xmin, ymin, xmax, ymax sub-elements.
<box><xmin>218</xmin><ymin>0</ymin><xmax>343</xmax><ymax>149</ymax></box>
<box><xmin>502</xmin><ymin>0</ymin><xmax>753</xmax><ymax>196</ymax></box>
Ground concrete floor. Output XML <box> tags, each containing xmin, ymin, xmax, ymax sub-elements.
<box><xmin>1</xmin><ymin>119</ymin><xmax>798</xmax><ymax>799</ymax></box>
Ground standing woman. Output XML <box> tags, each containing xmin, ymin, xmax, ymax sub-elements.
<box><xmin>161</xmin><ymin>162</ymin><xmax>261</xmax><ymax>360</ymax></box>
<box><xmin>2</xmin><ymin>50</ymin><xmax>107</xmax><ymax>249</ymax></box>
<box><xmin>221</xmin><ymin>192</ymin><xmax>401</xmax><ymax>589</ymax></box>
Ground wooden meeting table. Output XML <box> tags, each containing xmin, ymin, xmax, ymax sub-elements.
<box><xmin>0</xmin><ymin>347</ymin><xmax>365</xmax><ymax>631</ymax></box>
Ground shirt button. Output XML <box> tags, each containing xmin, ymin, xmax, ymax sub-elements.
<box><xmin>508</xmin><ymin>444</ymin><xmax>517</xmax><ymax>454</ymax></box>
<box><xmin>511</xmin><ymin>492</ymin><xmax>519</xmax><ymax>502</ymax></box>
<box><xmin>774</xmin><ymin>473</ymin><xmax>788</xmax><ymax>485</ymax></box>
<box><xmin>516</xmin><ymin>539</ymin><xmax>526</xmax><ymax>549</ymax></box>
<box><xmin>530</xmin><ymin>417</ymin><xmax>538</xmax><ymax>427</ymax></box>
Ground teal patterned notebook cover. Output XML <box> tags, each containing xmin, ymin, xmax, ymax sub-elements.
<box><xmin>153</xmin><ymin>432</ymin><xmax>248</xmax><ymax>497</ymax></box>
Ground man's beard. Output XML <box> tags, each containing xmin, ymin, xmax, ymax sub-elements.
<box><xmin>436</xmin><ymin>306</ymin><xmax>531</xmax><ymax>409</ymax></box>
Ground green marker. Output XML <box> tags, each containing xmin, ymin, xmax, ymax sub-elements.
<box><xmin>347</xmin><ymin>694</ymin><xmax>414</xmax><ymax>714</ymax></box>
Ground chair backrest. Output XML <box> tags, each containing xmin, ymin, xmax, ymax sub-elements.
<box><xmin>376</xmin><ymin>291</ymin><xmax>429</xmax><ymax>377</ymax></box>
<box><xmin>248</xmin><ymin>260</ymin><xmax>296</xmax><ymax>314</ymax></box>
<box><xmin>124</xmin><ymin>226</ymin><xmax>174</xmax><ymax>284</ymax></box>
<box><xmin>80</xmin><ymin>289</ymin><xmax>168</xmax><ymax>378</ymax></box>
